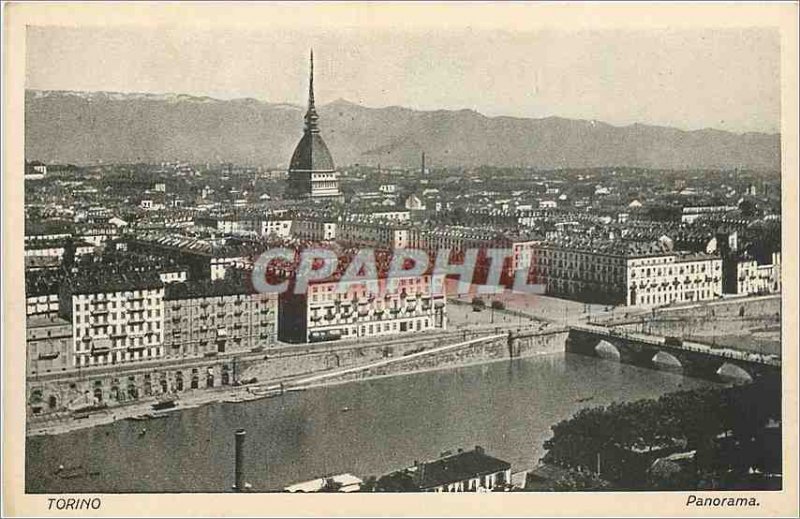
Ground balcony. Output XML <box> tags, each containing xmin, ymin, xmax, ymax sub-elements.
<box><xmin>91</xmin><ymin>345</ymin><xmax>111</xmax><ymax>355</ymax></box>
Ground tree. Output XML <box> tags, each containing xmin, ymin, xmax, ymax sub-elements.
<box><xmin>62</xmin><ymin>237</ymin><xmax>76</xmax><ymax>274</ymax></box>
<box><xmin>375</xmin><ymin>472</ymin><xmax>419</xmax><ymax>492</ymax></box>
<box><xmin>360</xmin><ymin>476</ymin><xmax>377</xmax><ymax>492</ymax></box>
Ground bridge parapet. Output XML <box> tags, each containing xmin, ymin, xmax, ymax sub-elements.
<box><xmin>567</xmin><ymin>325</ymin><xmax>780</xmax><ymax>382</ymax></box>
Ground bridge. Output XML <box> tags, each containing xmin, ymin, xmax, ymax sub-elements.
<box><xmin>566</xmin><ymin>324</ymin><xmax>781</xmax><ymax>382</ymax></box>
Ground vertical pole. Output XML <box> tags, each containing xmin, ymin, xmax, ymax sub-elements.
<box><xmin>234</xmin><ymin>429</ymin><xmax>246</xmax><ymax>492</ymax></box>
<box><xmin>596</xmin><ymin>451</ymin><xmax>601</xmax><ymax>477</ymax></box>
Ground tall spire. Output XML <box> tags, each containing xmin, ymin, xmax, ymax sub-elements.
<box><xmin>304</xmin><ymin>49</ymin><xmax>320</xmax><ymax>133</ymax></box>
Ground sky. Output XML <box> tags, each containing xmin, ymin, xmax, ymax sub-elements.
<box><xmin>26</xmin><ymin>25</ymin><xmax>780</xmax><ymax>133</ymax></box>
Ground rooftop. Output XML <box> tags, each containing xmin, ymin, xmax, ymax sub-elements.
<box><xmin>408</xmin><ymin>446</ymin><xmax>510</xmax><ymax>489</ymax></box>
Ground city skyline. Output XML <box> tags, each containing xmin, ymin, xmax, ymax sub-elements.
<box><xmin>26</xmin><ymin>26</ymin><xmax>780</xmax><ymax>134</ymax></box>
<box><xmin>9</xmin><ymin>2</ymin><xmax>793</xmax><ymax>511</ymax></box>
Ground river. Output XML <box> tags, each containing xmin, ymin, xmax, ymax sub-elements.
<box><xmin>26</xmin><ymin>353</ymin><xmax>714</xmax><ymax>493</ymax></box>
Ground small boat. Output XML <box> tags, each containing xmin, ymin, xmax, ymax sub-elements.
<box><xmin>67</xmin><ymin>393</ymin><xmax>108</xmax><ymax>415</ymax></box>
<box><xmin>575</xmin><ymin>396</ymin><xmax>594</xmax><ymax>403</ymax></box>
<box><xmin>248</xmin><ymin>386</ymin><xmax>285</xmax><ymax>398</ymax></box>
<box><xmin>223</xmin><ymin>394</ymin><xmax>261</xmax><ymax>404</ymax></box>
<box><xmin>55</xmin><ymin>464</ymin><xmax>88</xmax><ymax>479</ymax></box>
<box><xmin>152</xmin><ymin>393</ymin><xmax>179</xmax><ymax>411</ymax></box>
<box><xmin>138</xmin><ymin>428</ymin><xmax>147</xmax><ymax>437</ymax></box>
<box><xmin>130</xmin><ymin>412</ymin><xmax>168</xmax><ymax>421</ymax></box>
<box><xmin>340</xmin><ymin>406</ymin><xmax>351</xmax><ymax>413</ymax></box>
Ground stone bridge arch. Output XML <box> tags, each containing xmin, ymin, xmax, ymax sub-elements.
<box><xmin>716</xmin><ymin>362</ymin><xmax>754</xmax><ymax>383</ymax></box>
<box><xmin>595</xmin><ymin>340</ymin><xmax>621</xmax><ymax>361</ymax></box>
<box><xmin>651</xmin><ymin>351</ymin><xmax>683</xmax><ymax>372</ymax></box>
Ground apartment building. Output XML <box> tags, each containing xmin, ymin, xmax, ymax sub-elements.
<box><xmin>626</xmin><ymin>251</ymin><xmax>723</xmax><ymax>306</ymax></box>
<box><xmin>59</xmin><ymin>271</ymin><xmax>165</xmax><ymax>368</ymax></box>
<box><xmin>730</xmin><ymin>252</ymin><xmax>781</xmax><ymax>295</ymax></box>
<box><xmin>26</xmin><ymin>315</ymin><xmax>73</xmax><ymax>377</ymax></box>
<box><xmin>291</xmin><ymin>218</ymin><xmax>338</xmax><ymax>241</ymax></box>
<box><xmin>337</xmin><ymin>218</ymin><xmax>410</xmax><ymax>249</ymax></box>
<box><xmin>278</xmin><ymin>273</ymin><xmax>447</xmax><ymax>344</ymax></box>
<box><xmin>163</xmin><ymin>279</ymin><xmax>277</xmax><ymax>359</ymax></box>
<box><xmin>526</xmin><ymin>239</ymin><xmax>722</xmax><ymax>306</ymax></box>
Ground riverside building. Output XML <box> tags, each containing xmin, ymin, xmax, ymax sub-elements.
<box><xmin>163</xmin><ymin>277</ymin><xmax>278</xmax><ymax>359</ymax></box>
<box><xmin>59</xmin><ymin>271</ymin><xmax>166</xmax><ymax>368</ymax></box>
<box><xmin>278</xmin><ymin>272</ymin><xmax>447</xmax><ymax>344</ymax></box>
<box><xmin>526</xmin><ymin>238</ymin><xmax>723</xmax><ymax>306</ymax></box>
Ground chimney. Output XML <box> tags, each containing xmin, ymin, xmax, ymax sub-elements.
<box><xmin>474</xmin><ymin>445</ymin><xmax>484</xmax><ymax>455</ymax></box>
<box><xmin>233</xmin><ymin>429</ymin><xmax>246</xmax><ymax>492</ymax></box>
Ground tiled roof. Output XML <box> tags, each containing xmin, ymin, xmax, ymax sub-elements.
<box><xmin>412</xmin><ymin>448</ymin><xmax>510</xmax><ymax>489</ymax></box>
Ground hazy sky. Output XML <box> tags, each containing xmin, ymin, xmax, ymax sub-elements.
<box><xmin>26</xmin><ymin>25</ymin><xmax>780</xmax><ymax>133</ymax></box>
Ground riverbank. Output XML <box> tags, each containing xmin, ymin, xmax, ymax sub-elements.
<box><xmin>27</xmin><ymin>331</ymin><xmax>539</xmax><ymax>437</ymax></box>
<box><xmin>27</xmin><ymin>352</ymin><xmax>711</xmax><ymax>494</ymax></box>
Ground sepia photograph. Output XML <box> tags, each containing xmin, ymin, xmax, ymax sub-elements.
<box><xmin>2</xmin><ymin>2</ymin><xmax>798</xmax><ymax>517</ymax></box>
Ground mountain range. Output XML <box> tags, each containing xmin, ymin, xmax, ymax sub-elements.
<box><xmin>25</xmin><ymin>90</ymin><xmax>780</xmax><ymax>170</ymax></box>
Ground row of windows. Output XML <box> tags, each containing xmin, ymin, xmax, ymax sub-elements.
<box><xmin>322</xmin><ymin>317</ymin><xmax>434</xmax><ymax>338</ymax></box>
<box><xmin>77</xmin><ymin>347</ymin><xmax>162</xmax><ymax>366</ymax></box>
<box><xmin>631</xmin><ymin>262</ymin><xmax>719</xmax><ymax>278</ymax></box>
<box><xmin>76</xmin><ymin>309</ymin><xmax>162</xmax><ymax>323</ymax></box>
<box><xmin>633</xmin><ymin>290</ymin><xmax>715</xmax><ymax>305</ymax></box>
<box><xmin>77</xmin><ymin>289</ymin><xmax>162</xmax><ymax>301</ymax></box>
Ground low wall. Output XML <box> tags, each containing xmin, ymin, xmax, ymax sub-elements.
<box><xmin>26</xmin><ymin>328</ymin><xmax>569</xmax><ymax>419</ymax></box>
<box><xmin>315</xmin><ymin>328</ymin><xmax>569</xmax><ymax>384</ymax></box>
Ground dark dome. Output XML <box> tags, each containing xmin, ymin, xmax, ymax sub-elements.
<box><xmin>289</xmin><ymin>132</ymin><xmax>335</xmax><ymax>172</ymax></box>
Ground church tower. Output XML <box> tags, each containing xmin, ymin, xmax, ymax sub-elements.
<box><xmin>286</xmin><ymin>50</ymin><xmax>341</xmax><ymax>200</ymax></box>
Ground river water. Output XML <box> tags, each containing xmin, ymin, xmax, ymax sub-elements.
<box><xmin>26</xmin><ymin>353</ymin><xmax>714</xmax><ymax>493</ymax></box>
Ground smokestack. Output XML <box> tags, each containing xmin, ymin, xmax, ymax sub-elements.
<box><xmin>421</xmin><ymin>152</ymin><xmax>426</xmax><ymax>175</ymax></box>
<box><xmin>233</xmin><ymin>429</ymin><xmax>246</xmax><ymax>491</ymax></box>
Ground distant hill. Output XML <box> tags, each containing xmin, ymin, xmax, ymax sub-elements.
<box><xmin>25</xmin><ymin>90</ymin><xmax>780</xmax><ymax>170</ymax></box>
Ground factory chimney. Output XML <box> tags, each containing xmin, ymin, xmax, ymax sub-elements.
<box><xmin>233</xmin><ymin>429</ymin><xmax>248</xmax><ymax>492</ymax></box>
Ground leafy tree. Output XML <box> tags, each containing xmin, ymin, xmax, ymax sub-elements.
<box><xmin>376</xmin><ymin>472</ymin><xmax>418</xmax><ymax>492</ymax></box>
